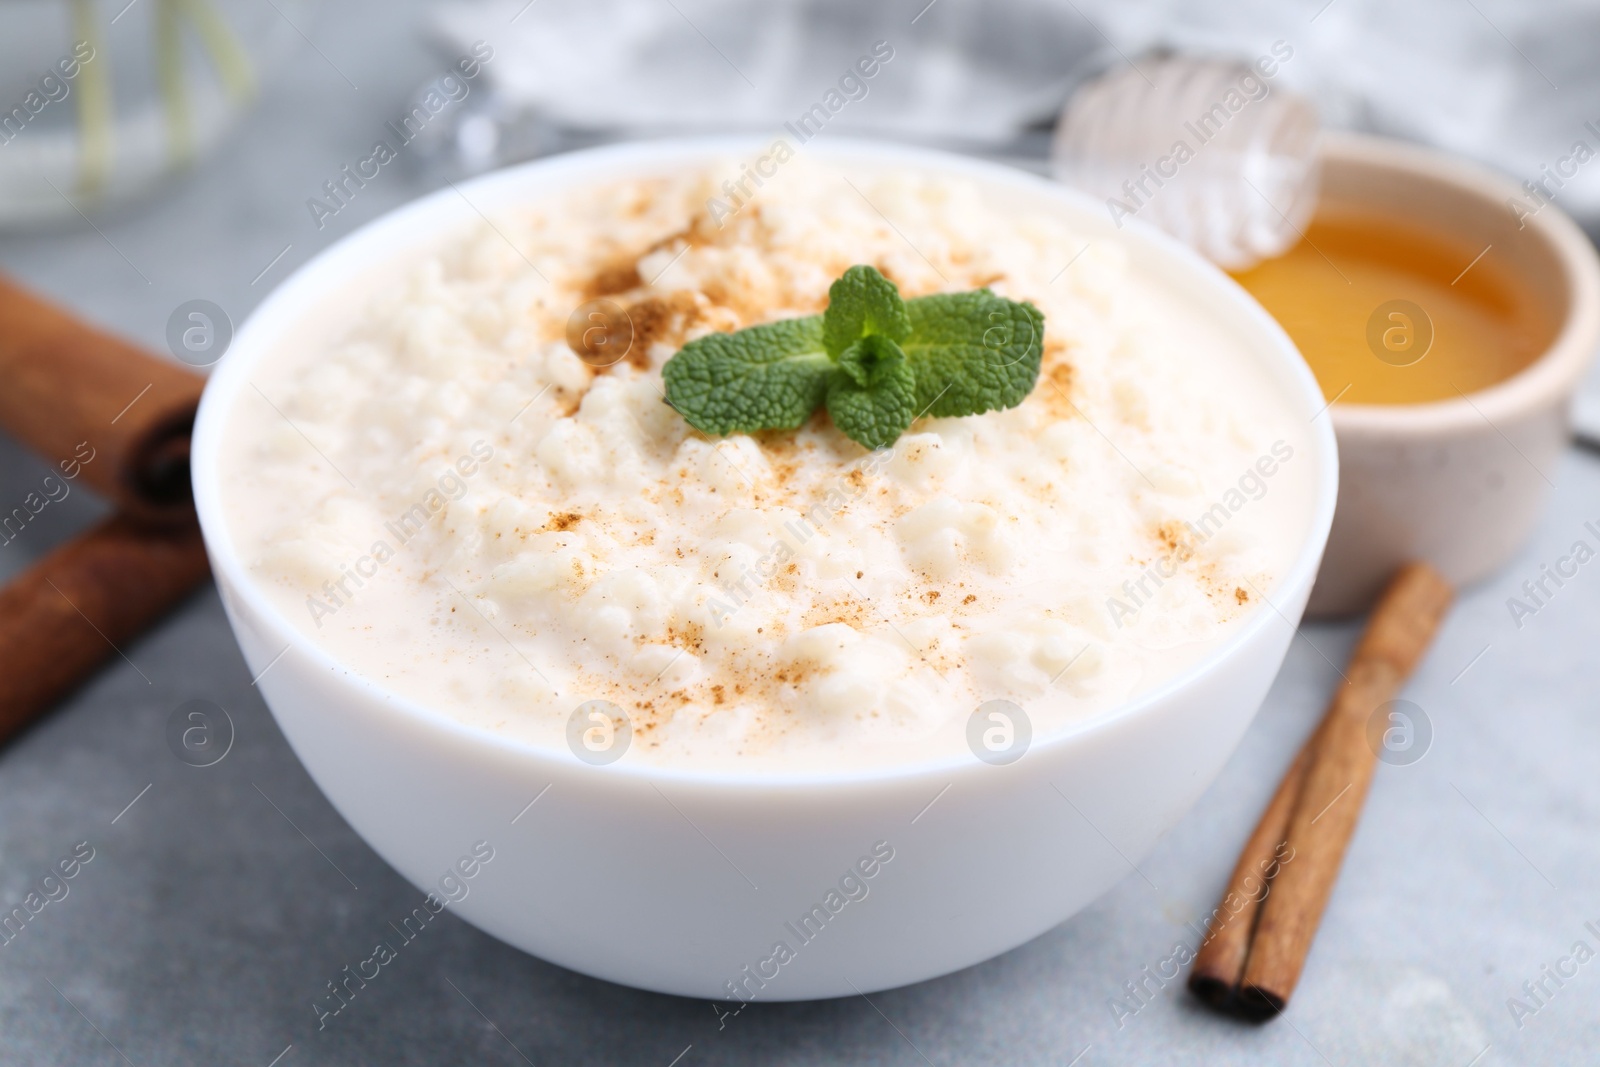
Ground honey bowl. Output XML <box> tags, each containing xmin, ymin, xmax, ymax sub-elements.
<box><xmin>1236</xmin><ymin>132</ymin><xmax>1600</xmax><ymax>616</ymax></box>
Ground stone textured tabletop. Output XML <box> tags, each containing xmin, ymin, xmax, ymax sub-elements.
<box><xmin>2</xmin><ymin>4</ymin><xmax>1598</xmax><ymax>1064</ymax></box>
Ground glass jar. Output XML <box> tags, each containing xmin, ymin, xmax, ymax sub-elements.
<box><xmin>0</xmin><ymin>0</ymin><xmax>316</xmax><ymax>228</ymax></box>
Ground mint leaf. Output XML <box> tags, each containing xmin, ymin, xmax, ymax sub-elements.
<box><xmin>662</xmin><ymin>315</ymin><xmax>830</xmax><ymax>435</ymax></box>
<box><xmin>836</xmin><ymin>332</ymin><xmax>907</xmax><ymax>388</ymax></box>
<box><xmin>902</xmin><ymin>291</ymin><xmax>1044</xmax><ymax>418</ymax></box>
<box><xmin>827</xmin><ymin>335</ymin><xmax>917</xmax><ymax>449</ymax></box>
<box><xmin>822</xmin><ymin>264</ymin><xmax>911</xmax><ymax>359</ymax></box>
<box><xmin>659</xmin><ymin>265</ymin><xmax>1046</xmax><ymax>448</ymax></box>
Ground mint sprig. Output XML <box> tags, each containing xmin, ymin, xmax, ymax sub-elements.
<box><xmin>662</xmin><ymin>265</ymin><xmax>1043</xmax><ymax>449</ymax></box>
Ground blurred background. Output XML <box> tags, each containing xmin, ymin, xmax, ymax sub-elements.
<box><xmin>8</xmin><ymin>0</ymin><xmax>1600</xmax><ymax>208</ymax></box>
<box><xmin>7</xmin><ymin>0</ymin><xmax>1600</xmax><ymax>367</ymax></box>
<box><xmin>4</xmin><ymin>2</ymin><xmax>1600</xmax><ymax>1064</ymax></box>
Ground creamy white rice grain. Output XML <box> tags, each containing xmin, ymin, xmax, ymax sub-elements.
<box><xmin>220</xmin><ymin>158</ymin><xmax>1314</xmax><ymax>772</ymax></box>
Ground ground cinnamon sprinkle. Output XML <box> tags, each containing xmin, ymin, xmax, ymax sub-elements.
<box><xmin>583</xmin><ymin>257</ymin><xmax>643</xmax><ymax>299</ymax></box>
<box><xmin>624</xmin><ymin>292</ymin><xmax>706</xmax><ymax>366</ymax></box>
<box><xmin>543</xmin><ymin>512</ymin><xmax>583</xmax><ymax>532</ymax></box>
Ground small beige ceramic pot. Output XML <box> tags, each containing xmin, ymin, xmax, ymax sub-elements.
<box><xmin>1307</xmin><ymin>132</ymin><xmax>1600</xmax><ymax>616</ymax></box>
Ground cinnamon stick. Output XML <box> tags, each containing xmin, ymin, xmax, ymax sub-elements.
<box><xmin>1235</xmin><ymin>563</ymin><xmax>1453</xmax><ymax>1018</ymax></box>
<box><xmin>0</xmin><ymin>514</ymin><xmax>211</xmax><ymax>742</ymax></box>
<box><xmin>0</xmin><ymin>275</ymin><xmax>206</xmax><ymax>525</ymax></box>
<box><xmin>1187</xmin><ymin>738</ymin><xmax>1312</xmax><ymax>1007</ymax></box>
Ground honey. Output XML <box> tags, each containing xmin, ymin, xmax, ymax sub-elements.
<box><xmin>1231</xmin><ymin>213</ymin><xmax>1554</xmax><ymax>404</ymax></box>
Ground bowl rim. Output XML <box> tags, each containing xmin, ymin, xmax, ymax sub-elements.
<box><xmin>1316</xmin><ymin>130</ymin><xmax>1600</xmax><ymax>437</ymax></box>
<box><xmin>192</xmin><ymin>135</ymin><xmax>1339</xmax><ymax>788</ymax></box>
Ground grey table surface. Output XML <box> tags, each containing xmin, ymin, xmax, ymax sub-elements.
<box><xmin>3</xmin><ymin>3</ymin><xmax>1599</xmax><ymax>1064</ymax></box>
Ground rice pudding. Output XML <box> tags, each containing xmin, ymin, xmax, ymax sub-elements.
<box><xmin>219</xmin><ymin>156</ymin><xmax>1316</xmax><ymax>772</ymax></box>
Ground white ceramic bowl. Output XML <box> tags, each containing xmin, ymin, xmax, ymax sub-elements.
<box><xmin>192</xmin><ymin>139</ymin><xmax>1338</xmax><ymax>1000</ymax></box>
<box><xmin>1309</xmin><ymin>132</ymin><xmax>1600</xmax><ymax>616</ymax></box>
